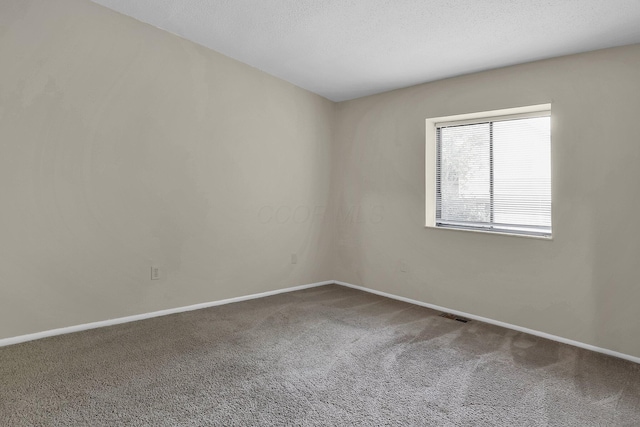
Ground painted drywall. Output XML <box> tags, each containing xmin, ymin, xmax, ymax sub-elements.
<box><xmin>2</xmin><ymin>0</ymin><xmax>639</xmax><ymax>362</ymax></box>
<box><xmin>332</xmin><ymin>44</ymin><xmax>640</xmax><ymax>358</ymax></box>
<box><xmin>0</xmin><ymin>0</ymin><xmax>334</xmax><ymax>339</ymax></box>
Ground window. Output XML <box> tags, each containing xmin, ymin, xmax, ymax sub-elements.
<box><xmin>426</xmin><ymin>105</ymin><xmax>552</xmax><ymax>238</ymax></box>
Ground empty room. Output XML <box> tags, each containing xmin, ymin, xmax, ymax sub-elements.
<box><xmin>2</xmin><ymin>0</ymin><xmax>640</xmax><ymax>425</ymax></box>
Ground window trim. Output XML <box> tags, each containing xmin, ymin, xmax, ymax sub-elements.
<box><xmin>425</xmin><ymin>103</ymin><xmax>552</xmax><ymax>239</ymax></box>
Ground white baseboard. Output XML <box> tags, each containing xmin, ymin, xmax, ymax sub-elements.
<box><xmin>334</xmin><ymin>280</ymin><xmax>640</xmax><ymax>365</ymax></box>
<box><xmin>3</xmin><ymin>279</ymin><xmax>638</xmax><ymax>365</ymax></box>
<box><xmin>0</xmin><ymin>280</ymin><xmax>333</xmax><ymax>348</ymax></box>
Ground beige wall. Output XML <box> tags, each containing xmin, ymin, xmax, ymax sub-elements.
<box><xmin>332</xmin><ymin>44</ymin><xmax>640</xmax><ymax>358</ymax></box>
<box><xmin>3</xmin><ymin>0</ymin><xmax>639</xmax><ymax>360</ymax></box>
<box><xmin>0</xmin><ymin>0</ymin><xmax>334</xmax><ymax>339</ymax></box>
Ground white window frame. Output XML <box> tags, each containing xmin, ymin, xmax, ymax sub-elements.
<box><xmin>425</xmin><ymin>103</ymin><xmax>552</xmax><ymax>239</ymax></box>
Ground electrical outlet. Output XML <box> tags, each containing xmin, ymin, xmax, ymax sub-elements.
<box><xmin>151</xmin><ymin>266</ymin><xmax>161</xmax><ymax>280</ymax></box>
<box><xmin>399</xmin><ymin>261</ymin><xmax>408</xmax><ymax>273</ymax></box>
<box><xmin>291</xmin><ymin>254</ymin><xmax>298</xmax><ymax>265</ymax></box>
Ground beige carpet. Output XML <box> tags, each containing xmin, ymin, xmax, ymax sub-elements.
<box><xmin>1</xmin><ymin>284</ymin><xmax>639</xmax><ymax>426</ymax></box>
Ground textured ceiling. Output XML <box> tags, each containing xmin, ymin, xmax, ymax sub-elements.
<box><xmin>91</xmin><ymin>0</ymin><xmax>640</xmax><ymax>101</ymax></box>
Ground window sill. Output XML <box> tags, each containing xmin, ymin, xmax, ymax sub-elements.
<box><xmin>424</xmin><ymin>224</ymin><xmax>553</xmax><ymax>240</ymax></box>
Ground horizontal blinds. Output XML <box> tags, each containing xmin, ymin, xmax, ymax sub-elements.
<box><xmin>436</xmin><ymin>115</ymin><xmax>551</xmax><ymax>236</ymax></box>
